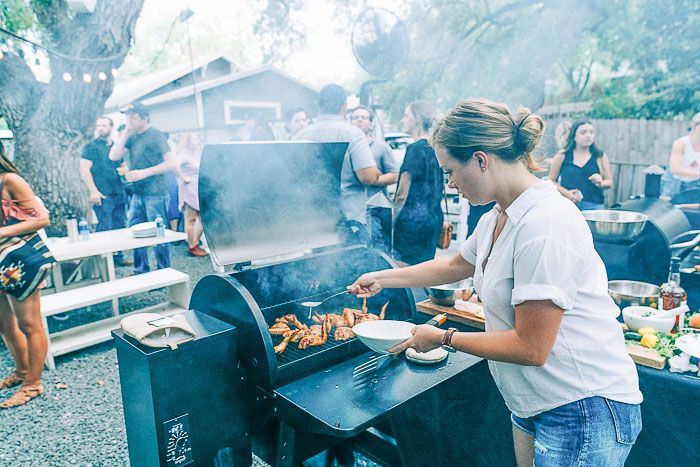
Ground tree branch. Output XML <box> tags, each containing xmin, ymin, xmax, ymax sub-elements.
<box><xmin>576</xmin><ymin>56</ymin><xmax>595</xmax><ymax>99</ymax></box>
<box><xmin>0</xmin><ymin>53</ymin><xmax>44</xmax><ymax>129</ymax></box>
<box><xmin>30</xmin><ymin>0</ymin><xmax>72</xmax><ymax>46</ymax></box>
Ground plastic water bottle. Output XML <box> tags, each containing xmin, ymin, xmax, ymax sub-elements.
<box><xmin>78</xmin><ymin>217</ymin><xmax>90</xmax><ymax>241</ymax></box>
<box><xmin>155</xmin><ymin>215</ymin><xmax>165</xmax><ymax>237</ymax></box>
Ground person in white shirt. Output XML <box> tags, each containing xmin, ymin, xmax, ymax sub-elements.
<box><xmin>661</xmin><ymin>111</ymin><xmax>700</xmax><ymax>198</ymax></box>
<box><xmin>349</xmin><ymin>98</ymin><xmax>642</xmax><ymax>467</ymax></box>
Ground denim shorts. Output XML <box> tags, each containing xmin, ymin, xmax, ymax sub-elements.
<box><xmin>511</xmin><ymin>397</ymin><xmax>642</xmax><ymax>466</ymax></box>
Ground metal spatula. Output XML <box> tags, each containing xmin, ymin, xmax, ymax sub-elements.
<box><xmin>352</xmin><ymin>313</ymin><xmax>448</xmax><ymax>379</ymax></box>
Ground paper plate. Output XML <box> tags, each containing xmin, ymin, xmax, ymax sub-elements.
<box><xmin>405</xmin><ymin>347</ymin><xmax>448</xmax><ymax>364</ymax></box>
<box><xmin>130</xmin><ymin>222</ymin><xmax>157</xmax><ymax>233</ymax></box>
<box><xmin>675</xmin><ymin>333</ymin><xmax>700</xmax><ymax>359</ymax></box>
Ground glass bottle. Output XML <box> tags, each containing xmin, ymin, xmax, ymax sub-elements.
<box><xmin>659</xmin><ymin>257</ymin><xmax>686</xmax><ymax>333</ymax></box>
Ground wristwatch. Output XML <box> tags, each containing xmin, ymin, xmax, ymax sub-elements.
<box><xmin>441</xmin><ymin>327</ymin><xmax>458</xmax><ymax>353</ymax></box>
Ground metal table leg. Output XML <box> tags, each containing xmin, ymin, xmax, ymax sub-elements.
<box><xmin>104</xmin><ymin>254</ymin><xmax>118</xmax><ymax>316</ymax></box>
<box><xmin>52</xmin><ymin>262</ymin><xmax>65</xmax><ymax>293</ymax></box>
<box><xmin>275</xmin><ymin>421</ymin><xmax>296</xmax><ymax>467</ymax></box>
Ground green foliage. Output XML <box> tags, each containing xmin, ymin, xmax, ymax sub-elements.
<box><xmin>589</xmin><ymin>78</ymin><xmax>639</xmax><ymax>118</ymax></box>
<box><xmin>551</xmin><ymin>0</ymin><xmax>700</xmax><ymax>119</ymax></box>
<box><xmin>0</xmin><ymin>0</ymin><xmax>36</xmax><ymax>33</ymax></box>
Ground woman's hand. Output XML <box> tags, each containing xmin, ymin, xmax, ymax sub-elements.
<box><xmin>588</xmin><ymin>173</ymin><xmax>603</xmax><ymax>187</ymax></box>
<box><xmin>388</xmin><ymin>324</ymin><xmax>445</xmax><ymax>353</ymax></box>
<box><xmin>565</xmin><ymin>188</ymin><xmax>583</xmax><ymax>203</ymax></box>
<box><xmin>347</xmin><ymin>272</ymin><xmax>383</xmax><ymax>298</ymax></box>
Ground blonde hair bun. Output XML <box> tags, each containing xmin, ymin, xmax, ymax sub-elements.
<box><xmin>432</xmin><ymin>98</ymin><xmax>546</xmax><ymax>172</ymax></box>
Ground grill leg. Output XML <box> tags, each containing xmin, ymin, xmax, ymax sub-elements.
<box><xmin>275</xmin><ymin>421</ymin><xmax>296</xmax><ymax>467</ymax></box>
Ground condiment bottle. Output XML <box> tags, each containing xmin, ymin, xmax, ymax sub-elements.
<box><xmin>659</xmin><ymin>257</ymin><xmax>687</xmax><ymax>333</ymax></box>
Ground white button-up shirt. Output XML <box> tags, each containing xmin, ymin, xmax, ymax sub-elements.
<box><xmin>461</xmin><ymin>180</ymin><xmax>642</xmax><ymax>418</ymax></box>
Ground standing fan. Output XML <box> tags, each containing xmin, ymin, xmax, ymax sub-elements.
<box><xmin>351</xmin><ymin>8</ymin><xmax>409</xmax><ymax>104</ymax></box>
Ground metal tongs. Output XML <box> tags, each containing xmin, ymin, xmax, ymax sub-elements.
<box><xmin>352</xmin><ymin>313</ymin><xmax>448</xmax><ymax>379</ymax></box>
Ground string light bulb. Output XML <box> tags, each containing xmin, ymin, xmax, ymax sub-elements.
<box><xmin>0</xmin><ymin>49</ymin><xmax>3</xmax><ymax>60</ymax></box>
<box><xmin>97</xmin><ymin>71</ymin><xmax>107</xmax><ymax>80</ymax></box>
<box><xmin>111</xmin><ymin>68</ymin><xmax>118</xmax><ymax>77</ymax></box>
<box><xmin>62</xmin><ymin>72</ymin><xmax>72</xmax><ymax>81</ymax></box>
<box><xmin>82</xmin><ymin>73</ymin><xmax>92</xmax><ymax>83</ymax></box>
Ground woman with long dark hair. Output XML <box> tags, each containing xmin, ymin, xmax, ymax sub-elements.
<box><xmin>0</xmin><ymin>140</ymin><xmax>51</xmax><ymax>408</ymax></box>
<box><xmin>392</xmin><ymin>101</ymin><xmax>444</xmax><ymax>265</ymax></box>
<box><xmin>549</xmin><ymin>120</ymin><xmax>612</xmax><ymax>210</ymax></box>
<box><xmin>349</xmin><ymin>99</ymin><xmax>641</xmax><ymax>466</ymax></box>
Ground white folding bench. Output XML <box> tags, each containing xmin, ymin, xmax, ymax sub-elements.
<box><xmin>40</xmin><ymin>267</ymin><xmax>190</xmax><ymax>370</ymax></box>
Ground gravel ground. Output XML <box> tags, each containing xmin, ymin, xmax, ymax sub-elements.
<box><xmin>0</xmin><ymin>241</ymin><xmax>223</xmax><ymax>466</ymax></box>
<box><xmin>0</xmin><ymin>240</ymin><xmax>387</xmax><ymax>466</ymax></box>
<box><xmin>0</xmin><ymin>241</ymin><xmax>384</xmax><ymax>466</ymax></box>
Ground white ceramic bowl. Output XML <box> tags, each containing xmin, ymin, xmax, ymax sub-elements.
<box><xmin>622</xmin><ymin>306</ymin><xmax>675</xmax><ymax>333</ymax></box>
<box><xmin>352</xmin><ymin>320</ymin><xmax>415</xmax><ymax>354</ymax></box>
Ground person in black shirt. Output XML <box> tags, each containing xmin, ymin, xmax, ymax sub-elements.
<box><xmin>549</xmin><ymin>120</ymin><xmax>612</xmax><ymax>210</ymax></box>
<box><xmin>393</xmin><ymin>101</ymin><xmax>444</xmax><ymax>265</ymax></box>
<box><xmin>109</xmin><ymin>102</ymin><xmax>176</xmax><ymax>274</ymax></box>
<box><xmin>80</xmin><ymin>116</ymin><xmax>131</xmax><ymax>266</ymax></box>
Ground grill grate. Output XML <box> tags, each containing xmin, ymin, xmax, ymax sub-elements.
<box><xmin>271</xmin><ymin>333</ymin><xmax>354</xmax><ymax>367</ymax></box>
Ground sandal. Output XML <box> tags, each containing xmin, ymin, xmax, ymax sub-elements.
<box><xmin>0</xmin><ymin>384</ymin><xmax>43</xmax><ymax>409</ymax></box>
<box><xmin>0</xmin><ymin>372</ymin><xmax>25</xmax><ymax>390</ymax></box>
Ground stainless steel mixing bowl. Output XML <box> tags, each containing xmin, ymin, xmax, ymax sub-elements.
<box><xmin>426</xmin><ymin>279</ymin><xmax>474</xmax><ymax>307</ymax></box>
<box><xmin>608</xmin><ymin>280</ymin><xmax>660</xmax><ymax>309</ymax></box>
<box><xmin>582</xmin><ymin>210</ymin><xmax>648</xmax><ymax>241</ymax></box>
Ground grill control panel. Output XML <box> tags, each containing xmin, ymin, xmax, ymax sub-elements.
<box><xmin>164</xmin><ymin>414</ymin><xmax>193</xmax><ymax>466</ymax></box>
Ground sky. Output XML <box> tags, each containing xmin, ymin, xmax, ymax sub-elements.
<box><xmin>130</xmin><ymin>0</ymin><xmax>404</xmax><ymax>88</ymax></box>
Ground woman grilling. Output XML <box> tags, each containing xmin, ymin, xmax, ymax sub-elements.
<box><xmin>549</xmin><ymin>120</ymin><xmax>612</xmax><ymax>210</ymax></box>
<box><xmin>0</xmin><ymin>141</ymin><xmax>52</xmax><ymax>408</ymax></box>
<box><xmin>348</xmin><ymin>99</ymin><xmax>642</xmax><ymax>466</ymax></box>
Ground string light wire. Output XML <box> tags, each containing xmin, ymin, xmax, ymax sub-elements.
<box><xmin>0</xmin><ymin>26</ymin><xmax>126</xmax><ymax>62</ymax></box>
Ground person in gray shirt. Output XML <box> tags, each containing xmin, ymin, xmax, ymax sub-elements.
<box><xmin>350</xmin><ymin>105</ymin><xmax>400</xmax><ymax>252</ymax></box>
<box><xmin>294</xmin><ymin>84</ymin><xmax>395</xmax><ymax>227</ymax></box>
<box><xmin>350</xmin><ymin>105</ymin><xmax>400</xmax><ymax>196</ymax></box>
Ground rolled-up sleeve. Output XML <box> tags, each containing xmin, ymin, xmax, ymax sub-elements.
<box><xmin>460</xmin><ymin>232</ymin><xmax>478</xmax><ymax>265</ymax></box>
<box><xmin>511</xmin><ymin>238</ymin><xmax>582</xmax><ymax>311</ymax></box>
<box><xmin>348</xmin><ymin>134</ymin><xmax>376</xmax><ymax>171</ymax></box>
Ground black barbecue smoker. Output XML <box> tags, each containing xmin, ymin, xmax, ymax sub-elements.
<box><xmin>115</xmin><ymin>142</ymin><xmax>493</xmax><ymax>467</ymax></box>
<box><xmin>589</xmin><ymin>169</ymin><xmax>700</xmax><ymax>304</ymax></box>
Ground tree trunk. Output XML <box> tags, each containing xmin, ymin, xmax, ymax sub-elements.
<box><xmin>0</xmin><ymin>0</ymin><xmax>144</xmax><ymax>235</ymax></box>
<box><xmin>12</xmin><ymin>128</ymin><xmax>88</xmax><ymax>233</ymax></box>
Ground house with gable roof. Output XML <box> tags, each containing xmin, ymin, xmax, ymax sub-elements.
<box><xmin>105</xmin><ymin>54</ymin><xmax>319</xmax><ymax>142</ymax></box>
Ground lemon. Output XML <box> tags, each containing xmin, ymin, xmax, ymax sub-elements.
<box><xmin>649</xmin><ymin>302</ymin><xmax>657</xmax><ymax>309</ymax></box>
<box><xmin>637</xmin><ymin>327</ymin><xmax>657</xmax><ymax>336</ymax></box>
<box><xmin>641</xmin><ymin>334</ymin><xmax>659</xmax><ymax>349</ymax></box>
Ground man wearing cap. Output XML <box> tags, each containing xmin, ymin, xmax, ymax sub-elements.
<box><xmin>294</xmin><ymin>84</ymin><xmax>395</xmax><ymax>229</ymax></box>
<box><xmin>80</xmin><ymin>116</ymin><xmax>131</xmax><ymax>266</ymax></box>
<box><xmin>109</xmin><ymin>101</ymin><xmax>176</xmax><ymax>274</ymax></box>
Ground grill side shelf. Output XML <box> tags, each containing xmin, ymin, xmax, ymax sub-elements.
<box><xmin>273</xmin><ymin>351</ymin><xmax>483</xmax><ymax>438</ymax></box>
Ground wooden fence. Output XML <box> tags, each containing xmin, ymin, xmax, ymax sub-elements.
<box><xmin>541</xmin><ymin>118</ymin><xmax>692</xmax><ymax>205</ymax></box>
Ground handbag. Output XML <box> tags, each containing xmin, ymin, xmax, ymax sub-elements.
<box><xmin>437</xmin><ymin>185</ymin><xmax>453</xmax><ymax>249</ymax></box>
<box><xmin>0</xmin><ymin>177</ymin><xmax>56</xmax><ymax>300</ymax></box>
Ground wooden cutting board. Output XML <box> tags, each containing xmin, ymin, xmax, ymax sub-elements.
<box><xmin>419</xmin><ymin>301</ymin><xmax>665</xmax><ymax>368</ymax></box>
<box><xmin>416</xmin><ymin>299</ymin><xmax>485</xmax><ymax>330</ymax></box>
<box><xmin>625</xmin><ymin>343</ymin><xmax>666</xmax><ymax>369</ymax></box>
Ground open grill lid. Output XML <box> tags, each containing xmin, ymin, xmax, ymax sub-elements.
<box><xmin>199</xmin><ymin>142</ymin><xmax>349</xmax><ymax>267</ymax></box>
